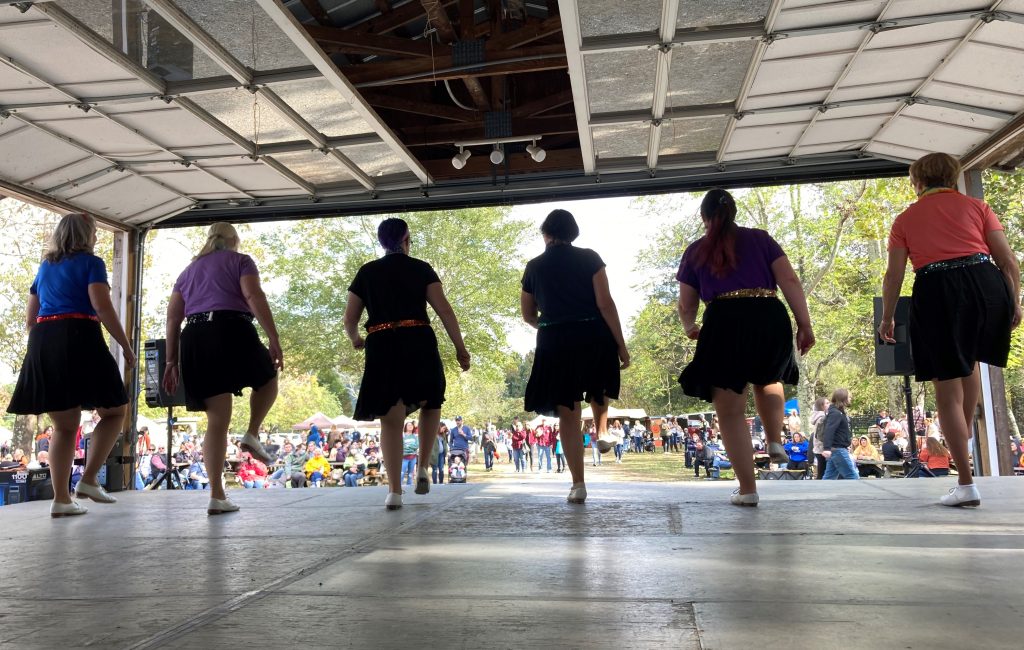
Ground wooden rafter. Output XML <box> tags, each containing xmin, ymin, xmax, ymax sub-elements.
<box><xmin>363</xmin><ymin>90</ymin><xmax>479</xmax><ymax>122</ymax></box>
<box><xmin>343</xmin><ymin>45</ymin><xmax>568</xmax><ymax>85</ymax></box>
<box><xmin>300</xmin><ymin>0</ymin><xmax>332</xmax><ymax>26</ymax></box>
<box><xmin>353</xmin><ymin>0</ymin><xmax>457</xmax><ymax>34</ymax></box>
<box><xmin>305</xmin><ymin>25</ymin><xmax>444</xmax><ymax>58</ymax></box>
<box><xmin>459</xmin><ymin>0</ymin><xmax>477</xmax><ymax>38</ymax></box>
<box><xmin>422</xmin><ymin>0</ymin><xmax>490</xmax><ymax>111</ymax></box>
<box><xmin>401</xmin><ymin>114</ymin><xmax>578</xmax><ymax>146</ymax></box>
<box><xmin>374</xmin><ymin>0</ymin><xmax>392</xmax><ymax>14</ymax></box>
<box><xmin>511</xmin><ymin>88</ymin><xmax>574</xmax><ymax>118</ymax></box>
<box><xmin>486</xmin><ymin>15</ymin><xmax>562</xmax><ymax>50</ymax></box>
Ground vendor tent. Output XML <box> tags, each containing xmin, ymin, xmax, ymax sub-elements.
<box><xmin>331</xmin><ymin>415</ymin><xmax>357</xmax><ymax>429</ymax></box>
<box><xmin>291</xmin><ymin>412</ymin><xmax>334</xmax><ymax>430</ymax></box>
<box><xmin>581</xmin><ymin>407</ymin><xmax>648</xmax><ymax>421</ymax></box>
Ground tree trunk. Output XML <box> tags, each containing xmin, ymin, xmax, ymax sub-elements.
<box><xmin>1008</xmin><ymin>408</ymin><xmax>1021</xmax><ymax>440</ymax></box>
<box><xmin>12</xmin><ymin>414</ymin><xmax>38</xmax><ymax>457</ymax></box>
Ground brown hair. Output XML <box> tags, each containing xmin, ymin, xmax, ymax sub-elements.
<box><xmin>692</xmin><ymin>189</ymin><xmax>738</xmax><ymax>278</ymax></box>
<box><xmin>44</xmin><ymin>213</ymin><xmax>95</xmax><ymax>263</ymax></box>
<box><xmin>830</xmin><ymin>388</ymin><xmax>851</xmax><ymax>411</ymax></box>
<box><xmin>909</xmin><ymin>153</ymin><xmax>960</xmax><ymax>190</ymax></box>
<box><xmin>925</xmin><ymin>437</ymin><xmax>950</xmax><ymax>458</ymax></box>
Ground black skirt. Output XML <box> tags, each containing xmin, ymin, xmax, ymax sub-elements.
<box><xmin>7</xmin><ymin>318</ymin><xmax>128</xmax><ymax>415</ymax></box>
<box><xmin>524</xmin><ymin>319</ymin><xmax>620</xmax><ymax>417</ymax></box>
<box><xmin>679</xmin><ymin>297</ymin><xmax>798</xmax><ymax>403</ymax></box>
<box><xmin>354</xmin><ymin>326</ymin><xmax>445</xmax><ymax>420</ymax></box>
<box><xmin>180</xmin><ymin>316</ymin><xmax>277</xmax><ymax>411</ymax></box>
<box><xmin>910</xmin><ymin>261</ymin><xmax>1013</xmax><ymax>382</ymax></box>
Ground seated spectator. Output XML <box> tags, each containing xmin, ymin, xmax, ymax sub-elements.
<box><xmin>237</xmin><ymin>452</ymin><xmax>268</xmax><ymax>489</ymax></box>
<box><xmin>342</xmin><ymin>463</ymin><xmax>364</xmax><ymax>487</ymax></box>
<box><xmin>881</xmin><ymin>432</ymin><xmax>903</xmax><ymax>462</ymax></box>
<box><xmin>304</xmin><ymin>447</ymin><xmax>330</xmax><ymax>487</ymax></box>
<box><xmin>851</xmin><ymin>436</ymin><xmax>883</xmax><ymax>478</ymax></box>
<box><xmin>186</xmin><ymin>454</ymin><xmax>210</xmax><ymax>490</ymax></box>
<box><xmin>150</xmin><ymin>447</ymin><xmax>168</xmax><ymax>481</ymax></box>
<box><xmin>27</xmin><ymin>450</ymin><xmax>50</xmax><ymax>470</ymax></box>
<box><xmin>270</xmin><ymin>442</ymin><xmax>307</xmax><ymax>488</ymax></box>
<box><xmin>226</xmin><ymin>437</ymin><xmax>240</xmax><ymax>458</ymax></box>
<box><xmin>918</xmin><ymin>437</ymin><xmax>951</xmax><ymax>477</ymax></box>
<box><xmin>329</xmin><ymin>440</ymin><xmax>344</xmax><ymax>461</ymax></box>
<box><xmin>12</xmin><ymin>448</ymin><xmax>27</xmax><ymax>468</ymax></box>
<box><xmin>0</xmin><ymin>454</ymin><xmax>20</xmax><ymax>470</ymax></box>
<box><xmin>785</xmin><ymin>432</ymin><xmax>809</xmax><ymax>472</ymax></box>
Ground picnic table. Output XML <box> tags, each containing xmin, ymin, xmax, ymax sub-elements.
<box><xmin>855</xmin><ymin>459</ymin><xmax>905</xmax><ymax>478</ymax></box>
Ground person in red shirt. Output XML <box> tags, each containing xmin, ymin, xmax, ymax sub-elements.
<box><xmin>535</xmin><ymin>421</ymin><xmax>553</xmax><ymax>472</ymax></box>
<box><xmin>236</xmin><ymin>452</ymin><xmax>267</xmax><ymax>489</ymax></box>
<box><xmin>918</xmin><ymin>437</ymin><xmax>952</xmax><ymax>477</ymax></box>
<box><xmin>880</xmin><ymin>153</ymin><xmax>1020</xmax><ymax>507</ymax></box>
<box><xmin>511</xmin><ymin>426</ymin><xmax>527</xmax><ymax>473</ymax></box>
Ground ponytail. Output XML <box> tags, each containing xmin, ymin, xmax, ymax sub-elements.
<box><xmin>692</xmin><ymin>189</ymin><xmax>737</xmax><ymax>278</ymax></box>
<box><xmin>194</xmin><ymin>222</ymin><xmax>240</xmax><ymax>259</ymax></box>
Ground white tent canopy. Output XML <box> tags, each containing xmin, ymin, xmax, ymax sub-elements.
<box><xmin>291</xmin><ymin>412</ymin><xmax>334</xmax><ymax>431</ymax></box>
<box><xmin>581</xmin><ymin>407</ymin><xmax>648</xmax><ymax>421</ymax></box>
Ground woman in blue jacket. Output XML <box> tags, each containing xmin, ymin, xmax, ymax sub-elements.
<box><xmin>785</xmin><ymin>432</ymin><xmax>809</xmax><ymax>472</ymax></box>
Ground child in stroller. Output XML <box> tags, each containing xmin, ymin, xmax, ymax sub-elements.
<box><xmin>449</xmin><ymin>449</ymin><xmax>468</xmax><ymax>483</ymax></box>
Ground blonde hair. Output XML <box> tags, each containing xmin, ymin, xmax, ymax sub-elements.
<box><xmin>44</xmin><ymin>213</ymin><xmax>95</xmax><ymax>263</ymax></box>
<box><xmin>909</xmin><ymin>153</ymin><xmax>960</xmax><ymax>189</ymax></box>
<box><xmin>830</xmin><ymin>388</ymin><xmax>851</xmax><ymax>411</ymax></box>
<box><xmin>194</xmin><ymin>222</ymin><xmax>239</xmax><ymax>259</ymax></box>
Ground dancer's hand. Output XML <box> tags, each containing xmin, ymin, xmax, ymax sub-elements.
<box><xmin>618</xmin><ymin>344</ymin><xmax>631</xmax><ymax>370</ymax></box>
<box><xmin>351</xmin><ymin>336</ymin><xmax>365</xmax><ymax>350</ymax></box>
<box><xmin>684</xmin><ymin>324</ymin><xmax>700</xmax><ymax>340</ymax></box>
<box><xmin>1013</xmin><ymin>304</ymin><xmax>1022</xmax><ymax>330</ymax></box>
<box><xmin>269</xmin><ymin>338</ymin><xmax>285</xmax><ymax>371</ymax></box>
<box><xmin>162</xmin><ymin>363</ymin><xmax>179</xmax><ymax>395</ymax></box>
<box><xmin>877</xmin><ymin>317</ymin><xmax>895</xmax><ymax>344</ymax></box>
<box><xmin>122</xmin><ymin>347</ymin><xmax>137</xmax><ymax>368</ymax></box>
<box><xmin>456</xmin><ymin>347</ymin><xmax>471</xmax><ymax>371</ymax></box>
<box><xmin>796</xmin><ymin>323</ymin><xmax>816</xmax><ymax>355</ymax></box>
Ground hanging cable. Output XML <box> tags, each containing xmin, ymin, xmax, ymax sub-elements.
<box><xmin>444</xmin><ymin>79</ymin><xmax>476</xmax><ymax>111</ymax></box>
<box><xmin>250</xmin><ymin>5</ymin><xmax>262</xmax><ymax>152</ymax></box>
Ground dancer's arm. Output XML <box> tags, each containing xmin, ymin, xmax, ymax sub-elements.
<box><xmin>677</xmin><ymin>282</ymin><xmax>700</xmax><ymax>339</ymax></box>
<box><xmin>594</xmin><ymin>268</ymin><xmax>630</xmax><ymax>369</ymax></box>
<box><xmin>987</xmin><ymin>229</ymin><xmax>1022</xmax><ymax>329</ymax></box>
<box><xmin>343</xmin><ymin>292</ymin><xmax>365</xmax><ymax>350</ymax></box>
<box><xmin>771</xmin><ymin>255</ymin><xmax>815</xmax><ymax>355</ymax></box>
<box><xmin>89</xmin><ymin>282</ymin><xmax>136</xmax><ymax>367</ymax></box>
<box><xmin>24</xmin><ymin>294</ymin><xmax>39</xmax><ymax>331</ymax></box>
<box><xmin>520</xmin><ymin>290</ymin><xmax>539</xmax><ymax>328</ymax></box>
<box><xmin>162</xmin><ymin>291</ymin><xmax>185</xmax><ymax>395</ymax></box>
<box><xmin>879</xmin><ymin>246</ymin><xmax>908</xmax><ymax>343</ymax></box>
<box><xmin>426</xmin><ymin>282</ymin><xmax>471</xmax><ymax>371</ymax></box>
<box><xmin>241</xmin><ymin>275</ymin><xmax>283</xmax><ymax>370</ymax></box>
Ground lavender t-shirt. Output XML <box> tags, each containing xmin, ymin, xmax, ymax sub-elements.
<box><xmin>173</xmin><ymin>249</ymin><xmax>258</xmax><ymax>315</ymax></box>
<box><xmin>676</xmin><ymin>227</ymin><xmax>785</xmax><ymax>302</ymax></box>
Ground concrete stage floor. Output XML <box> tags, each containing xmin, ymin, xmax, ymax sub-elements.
<box><xmin>0</xmin><ymin>476</ymin><xmax>1022</xmax><ymax>649</ymax></box>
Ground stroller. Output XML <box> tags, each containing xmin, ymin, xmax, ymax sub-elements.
<box><xmin>448</xmin><ymin>449</ymin><xmax>468</xmax><ymax>483</ymax></box>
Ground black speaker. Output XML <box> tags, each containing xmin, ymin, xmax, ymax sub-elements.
<box><xmin>874</xmin><ymin>296</ymin><xmax>914</xmax><ymax>376</ymax></box>
<box><xmin>144</xmin><ymin>339</ymin><xmax>186</xmax><ymax>408</ymax></box>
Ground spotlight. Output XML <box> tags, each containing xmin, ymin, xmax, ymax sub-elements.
<box><xmin>451</xmin><ymin>147</ymin><xmax>471</xmax><ymax>169</ymax></box>
<box><xmin>526</xmin><ymin>141</ymin><xmax>546</xmax><ymax>163</ymax></box>
<box><xmin>489</xmin><ymin>144</ymin><xmax>504</xmax><ymax>165</ymax></box>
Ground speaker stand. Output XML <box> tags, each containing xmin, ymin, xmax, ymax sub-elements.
<box><xmin>160</xmin><ymin>406</ymin><xmax>179</xmax><ymax>489</ymax></box>
<box><xmin>900</xmin><ymin>374</ymin><xmax>934</xmax><ymax>479</ymax></box>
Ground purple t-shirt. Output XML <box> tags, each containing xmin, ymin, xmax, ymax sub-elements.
<box><xmin>173</xmin><ymin>249</ymin><xmax>258</xmax><ymax>315</ymax></box>
<box><xmin>676</xmin><ymin>227</ymin><xmax>785</xmax><ymax>302</ymax></box>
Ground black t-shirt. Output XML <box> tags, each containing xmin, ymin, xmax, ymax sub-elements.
<box><xmin>521</xmin><ymin>244</ymin><xmax>605</xmax><ymax>325</ymax></box>
<box><xmin>348</xmin><ymin>254</ymin><xmax>441</xmax><ymax>328</ymax></box>
<box><xmin>881</xmin><ymin>441</ymin><xmax>902</xmax><ymax>461</ymax></box>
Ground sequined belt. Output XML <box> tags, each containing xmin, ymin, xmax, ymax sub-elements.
<box><xmin>712</xmin><ymin>288</ymin><xmax>777</xmax><ymax>302</ymax></box>
<box><xmin>916</xmin><ymin>253</ymin><xmax>991</xmax><ymax>275</ymax></box>
<box><xmin>185</xmin><ymin>310</ymin><xmax>254</xmax><ymax>325</ymax></box>
<box><xmin>366</xmin><ymin>319</ymin><xmax>429</xmax><ymax>335</ymax></box>
<box><xmin>36</xmin><ymin>312</ymin><xmax>99</xmax><ymax>323</ymax></box>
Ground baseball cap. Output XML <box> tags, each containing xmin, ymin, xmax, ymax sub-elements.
<box><xmin>455</xmin><ymin>415</ymin><xmax>463</xmax><ymax>421</ymax></box>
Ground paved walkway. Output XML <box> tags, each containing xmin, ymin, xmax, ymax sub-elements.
<box><xmin>1</xmin><ymin>476</ymin><xmax>1021</xmax><ymax>649</ymax></box>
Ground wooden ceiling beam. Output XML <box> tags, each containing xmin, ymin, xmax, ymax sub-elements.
<box><xmin>511</xmin><ymin>88</ymin><xmax>574</xmax><ymax>118</ymax></box>
<box><xmin>486</xmin><ymin>15</ymin><xmax>562</xmax><ymax>50</ymax></box>
<box><xmin>353</xmin><ymin>0</ymin><xmax>456</xmax><ymax>34</ymax></box>
<box><xmin>306</xmin><ymin>25</ymin><xmax>443</xmax><ymax>58</ymax></box>
<box><xmin>459</xmin><ymin>0</ymin><xmax>477</xmax><ymax>39</ymax></box>
<box><xmin>422</xmin><ymin>0</ymin><xmax>490</xmax><ymax>111</ymax></box>
<box><xmin>300</xmin><ymin>0</ymin><xmax>332</xmax><ymax>26</ymax></box>
<box><xmin>343</xmin><ymin>43</ymin><xmax>566</xmax><ymax>84</ymax></box>
<box><xmin>363</xmin><ymin>91</ymin><xmax>479</xmax><ymax>122</ymax></box>
<box><xmin>401</xmin><ymin>115</ymin><xmax>578</xmax><ymax>146</ymax></box>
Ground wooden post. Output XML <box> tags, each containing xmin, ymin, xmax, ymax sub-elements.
<box><xmin>962</xmin><ymin>169</ymin><xmax>1016</xmax><ymax>476</ymax></box>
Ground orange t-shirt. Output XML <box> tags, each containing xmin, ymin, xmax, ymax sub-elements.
<box><xmin>918</xmin><ymin>448</ymin><xmax>951</xmax><ymax>470</ymax></box>
<box><xmin>888</xmin><ymin>191</ymin><xmax>1003</xmax><ymax>270</ymax></box>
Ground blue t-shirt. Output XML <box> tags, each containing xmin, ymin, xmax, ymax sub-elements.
<box><xmin>30</xmin><ymin>253</ymin><xmax>107</xmax><ymax>317</ymax></box>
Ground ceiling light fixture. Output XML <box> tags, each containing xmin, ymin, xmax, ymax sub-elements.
<box><xmin>526</xmin><ymin>140</ymin><xmax>546</xmax><ymax>163</ymax></box>
<box><xmin>451</xmin><ymin>146</ymin><xmax>472</xmax><ymax>169</ymax></box>
<box><xmin>489</xmin><ymin>144</ymin><xmax>505</xmax><ymax>165</ymax></box>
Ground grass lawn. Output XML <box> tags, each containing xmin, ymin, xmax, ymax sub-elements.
<box><xmin>464</xmin><ymin>449</ymin><xmax>735</xmax><ymax>483</ymax></box>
